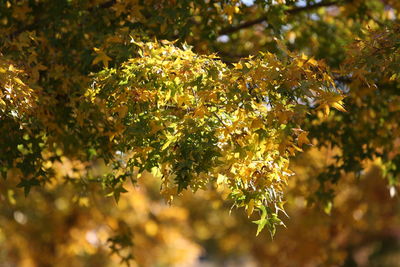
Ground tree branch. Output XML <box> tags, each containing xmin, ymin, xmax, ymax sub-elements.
<box><xmin>219</xmin><ymin>1</ymin><xmax>345</xmax><ymax>36</ymax></box>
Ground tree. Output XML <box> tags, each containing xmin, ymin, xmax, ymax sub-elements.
<box><xmin>1</xmin><ymin>0</ymin><xmax>399</xmax><ymax>265</ymax></box>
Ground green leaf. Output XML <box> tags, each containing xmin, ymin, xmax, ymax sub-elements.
<box><xmin>17</xmin><ymin>178</ymin><xmax>40</xmax><ymax>197</ymax></box>
<box><xmin>253</xmin><ymin>205</ymin><xmax>268</xmax><ymax>236</ymax></box>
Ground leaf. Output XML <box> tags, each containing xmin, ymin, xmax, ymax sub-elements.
<box><xmin>13</xmin><ymin>77</ymin><xmax>25</xmax><ymax>86</ymax></box>
<box><xmin>251</xmin><ymin>118</ymin><xmax>264</xmax><ymax>130</ymax></box>
<box><xmin>161</xmin><ymin>135</ymin><xmax>177</xmax><ymax>150</ymax></box>
<box><xmin>107</xmin><ymin>185</ymin><xmax>128</xmax><ymax>203</ymax></box>
<box><xmin>92</xmin><ymin>47</ymin><xmax>112</xmax><ymax>68</ymax></box>
<box><xmin>17</xmin><ymin>178</ymin><xmax>40</xmax><ymax>197</ymax></box>
<box><xmin>247</xmin><ymin>199</ymin><xmax>255</xmax><ymax>217</ymax></box>
<box><xmin>253</xmin><ymin>206</ymin><xmax>267</xmax><ymax>236</ymax></box>
<box><xmin>217</xmin><ymin>174</ymin><xmax>226</xmax><ymax>185</ymax></box>
<box><xmin>324</xmin><ymin>200</ymin><xmax>332</xmax><ymax>215</ymax></box>
<box><xmin>331</xmin><ymin>102</ymin><xmax>347</xmax><ymax>112</ymax></box>
<box><xmin>297</xmin><ymin>131</ymin><xmax>311</xmax><ymax>147</ymax></box>
<box><xmin>234</xmin><ymin>62</ymin><xmax>243</xmax><ymax>70</ymax></box>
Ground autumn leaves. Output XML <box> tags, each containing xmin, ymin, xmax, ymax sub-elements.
<box><xmin>85</xmin><ymin>40</ymin><xmax>346</xmax><ymax>234</ymax></box>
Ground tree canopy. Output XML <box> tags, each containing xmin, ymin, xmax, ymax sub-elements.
<box><xmin>1</xmin><ymin>0</ymin><xmax>400</xmax><ymax>266</ymax></box>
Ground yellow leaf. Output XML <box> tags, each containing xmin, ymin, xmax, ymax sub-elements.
<box><xmin>193</xmin><ymin>106</ymin><xmax>206</xmax><ymax>118</ymax></box>
<box><xmin>331</xmin><ymin>102</ymin><xmax>347</xmax><ymax>112</ymax></box>
<box><xmin>308</xmin><ymin>57</ymin><xmax>318</xmax><ymax>66</ymax></box>
<box><xmin>293</xmin><ymin>145</ymin><xmax>303</xmax><ymax>152</ymax></box>
<box><xmin>162</xmin><ymin>136</ymin><xmax>176</xmax><ymax>150</ymax></box>
<box><xmin>297</xmin><ymin>60</ymin><xmax>304</xmax><ymax>68</ymax></box>
<box><xmin>217</xmin><ymin>174</ymin><xmax>226</xmax><ymax>185</ymax></box>
<box><xmin>251</xmin><ymin>118</ymin><xmax>263</xmax><ymax>129</ymax></box>
<box><xmin>13</xmin><ymin>77</ymin><xmax>25</xmax><ymax>86</ymax></box>
<box><xmin>92</xmin><ymin>47</ymin><xmax>112</xmax><ymax>68</ymax></box>
<box><xmin>247</xmin><ymin>199</ymin><xmax>255</xmax><ymax>217</ymax></box>
<box><xmin>297</xmin><ymin>131</ymin><xmax>310</xmax><ymax>147</ymax></box>
<box><xmin>324</xmin><ymin>105</ymin><xmax>330</xmax><ymax>116</ymax></box>
<box><xmin>235</xmin><ymin>62</ymin><xmax>243</xmax><ymax>70</ymax></box>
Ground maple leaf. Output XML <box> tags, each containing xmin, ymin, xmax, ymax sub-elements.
<box><xmin>297</xmin><ymin>131</ymin><xmax>311</xmax><ymax>147</ymax></box>
<box><xmin>92</xmin><ymin>47</ymin><xmax>112</xmax><ymax>68</ymax></box>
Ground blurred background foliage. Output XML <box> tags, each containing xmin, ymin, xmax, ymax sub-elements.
<box><xmin>1</xmin><ymin>148</ymin><xmax>400</xmax><ymax>266</ymax></box>
<box><xmin>1</xmin><ymin>0</ymin><xmax>400</xmax><ymax>266</ymax></box>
